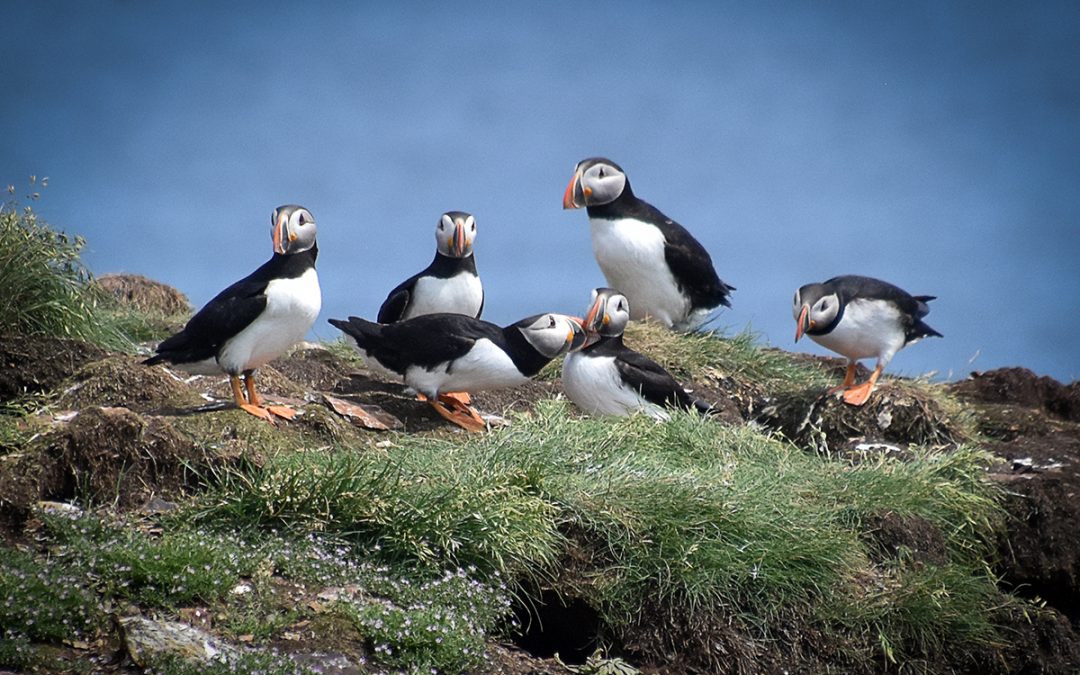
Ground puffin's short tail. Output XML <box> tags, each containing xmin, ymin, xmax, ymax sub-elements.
<box><xmin>328</xmin><ymin>316</ymin><xmax>383</xmax><ymax>349</ymax></box>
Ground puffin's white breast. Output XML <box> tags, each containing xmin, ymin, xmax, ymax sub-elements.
<box><xmin>405</xmin><ymin>338</ymin><xmax>527</xmax><ymax>397</ymax></box>
<box><xmin>562</xmin><ymin>352</ymin><xmax>669</xmax><ymax>420</ymax></box>
<box><xmin>217</xmin><ymin>268</ymin><xmax>321</xmax><ymax>374</ymax></box>
<box><xmin>404</xmin><ymin>272</ymin><xmax>483</xmax><ymax>319</ymax></box>
<box><xmin>810</xmin><ymin>298</ymin><xmax>907</xmax><ymax>365</ymax></box>
<box><xmin>589</xmin><ymin>217</ymin><xmax>688</xmax><ymax>328</ymax></box>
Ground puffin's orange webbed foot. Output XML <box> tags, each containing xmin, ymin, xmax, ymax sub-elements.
<box><xmin>265</xmin><ymin>405</ymin><xmax>298</xmax><ymax>420</ymax></box>
<box><xmin>240</xmin><ymin>403</ymin><xmax>278</xmax><ymax>424</ymax></box>
<box><xmin>841</xmin><ymin>382</ymin><xmax>875</xmax><ymax>406</ymax></box>
<box><xmin>429</xmin><ymin>394</ymin><xmax>486</xmax><ymax>432</ymax></box>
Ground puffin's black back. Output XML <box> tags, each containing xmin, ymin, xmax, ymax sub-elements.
<box><xmin>330</xmin><ymin>313</ymin><xmax>504</xmax><ymax>375</ymax></box>
<box><xmin>144</xmin><ymin>247</ymin><xmax>318</xmax><ymax>366</ymax></box>
<box><xmin>331</xmin><ymin>312</ymin><xmax>557</xmax><ymax>379</ymax></box>
<box><xmin>587</xmin><ymin>184</ymin><xmax>734</xmax><ymax>310</ymax></box>
<box><xmin>825</xmin><ymin>275</ymin><xmax>942</xmax><ymax>343</ymax></box>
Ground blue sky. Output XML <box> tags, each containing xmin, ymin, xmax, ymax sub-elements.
<box><xmin>3</xmin><ymin>1</ymin><xmax>1079</xmax><ymax>382</ymax></box>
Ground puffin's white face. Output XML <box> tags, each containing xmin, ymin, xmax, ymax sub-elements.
<box><xmin>272</xmin><ymin>205</ymin><xmax>317</xmax><ymax>255</ymax></box>
<box><xmin>563</xmin><ymin>158</ymin><xmax>627</xmax><ymax>209</ymax></box>
<box><xmin>793</xmin><ymin>284</ymin><xmax>840</xmax><ymax>341</ymax></box>
<box><xmin>518</xmin><ymin>313</ymin><xmax>589</xmax><ymax>358</ymax></box>
<box><xmin>435</xmin><ymin>211</ymin><xmax>476</xmax><ymax>258</ymax></box>
<box><xmin>584</xmin><ymin>287</ymin><xmax>631</xmax><ymax>338</ymax></box>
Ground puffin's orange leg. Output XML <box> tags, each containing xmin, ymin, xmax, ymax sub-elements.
<box><xmin>827</xmin><ymin>363</ymin><xmax>858</xmax><ymax>395</ymax></box>
<box><xmin>232</xmin><ymin>374</ymin><xmax>275</xmax><ymax>424</ymax></box>
<box><xmin>843</xmin><ymin>363</ymin><xmax>884</xmax><ymax>406</ymax></box>
<box><xmin>429</xmin><ymin>394</ymin><xmax>486</xmax><ymax>432</ymax></box>
<box><xmin>244</xmin><ymin>371</ymin><xmax>297</xmax><ymax>420</ymax></box>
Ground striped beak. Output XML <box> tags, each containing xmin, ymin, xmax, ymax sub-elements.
<box><xmin>582</xmin><ymin>294</ymin><xmax>608</xmax><ymax>335</ymax></box>
<box><xmin>562</xmin><ymin>170</ymin><xmax>587</xmax><ymax>209</ymax></box>
<box><xmin>272</xmin><ymin>211</ymin><xmax>288</xmax><ymax>254</ymax></box>
<box><xmin>452</xmin><ymin>218</ymin><xmax>467</xmax><ymax>257</ymax></box>
<box><xmin>795</xmin><ymin>304</ymin><xmax>812</xmax><ymax>342</ymax></box>
<box><xmin>566</xmin><ymin>316</ymin><xmax>593</xmax><ymax>351</ymax></box>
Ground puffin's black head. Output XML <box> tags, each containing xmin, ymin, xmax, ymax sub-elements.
<box><xmin>793</xmin><ymin>282</ymin><xmax>841</xmax><ymax>341</ymax></box>
<box><xmin>434</xmin><ymin>211</ymin><xmax>477</xmax><ymax>259</ymax></box>
<box><xmin>583</xmin><ymin>287</ymin><xmax>631</xmax><ymax>339</ymax></box>
<box><xmin>272</xmin><ymin>205</ymin><xmax>317</xmax><ymax>255</ymax></box>
<box><xmin>562</xmin><ymin>157</ymin><xmax>630</xmax><ymax>209</ymax></box>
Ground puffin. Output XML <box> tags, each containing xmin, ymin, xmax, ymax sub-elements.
<box><xmin>793</xmin><ymin>275</ymin><xmax>942</xmax><ymax>406</ymax></box>
<box><xmin>144</xmin><ymin>204</ymin><xmax>321</xmax><ymax>423</ymax></box>
<box><xmin>329</xmin><ymin>312</ymin><xmax>589</xmax><ymax>431</ymax></box>
<box><xmin>377</xmin><ymin>211</ymin><xmax>483</xmax><ymax>323</ymax></box>
<box><xmin>563</xmin><ymin>157</ymin><xmax>734</xmax><ymax>331</ymax></box>
<box><xmin>562</xmin><ymin>288</ymin><xmax>716</xmax><ymax>420</ymax></box>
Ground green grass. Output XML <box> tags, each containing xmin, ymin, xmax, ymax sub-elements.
<box><xmin>0</xmin><ymin>198</ymin><xmax>134</xmax><ymax>351</ymax></box>
<box><xmin>622</xmin><ymin>321</ymin><xmax>834</xmax><ymax>391</ymax></box>
<box><xmin>186</xmin><ymin>399</ymin><xmax>1006</xmax><ymax>669</ymax></box>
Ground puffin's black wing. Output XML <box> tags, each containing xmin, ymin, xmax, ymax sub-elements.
<box><xmin>376</xmin><ymin>275</ymin><xmax>418</xmax><ymax>324</ymax></box>
<box><xmin>331</xmin><ymin>313</ymin><xmax>503</xmax><ymax>374</ymax></box>
<box><xmin>585</xmin><ymin>337</ymin><xmax>695</xmax><ymax>410</ymax></box>
<box><xmin>634</xmin><ymin>202</ymin><xmax>734</xmax><ymax>309</ymax></box>
<box><xmin>614</xmin><ymin>350</ymin><xmax>698</xmax><ymax>409</ymax></box>
<box><xmin>144</xmin><ymin>271</ymin><xmax>270</xmax><ymax>366</ymax></box>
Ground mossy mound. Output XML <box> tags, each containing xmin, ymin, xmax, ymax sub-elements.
<box><xmin>757</xmin><ymin>379</ymin><xmax>976</xmax><ymax>452</ymax></box>
<box><xmin>57</xmin><ymin>354</ymin><xmax>206</xmax><ymax>413</ymax></box>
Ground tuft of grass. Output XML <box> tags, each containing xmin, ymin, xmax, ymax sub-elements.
<box><xmin>0</xmin><ymin>198</ymin><xmax>131</xmax><ymax>351</ymax></box>
<box><xmin>196</xmin><ymin>442</ymin><xmax>565</xmax><ymax>577</ymax></box>
<box><xmin>621</xmin><ymin>321</ymin><xmax>834</xmax><ymax>391</ymax></box>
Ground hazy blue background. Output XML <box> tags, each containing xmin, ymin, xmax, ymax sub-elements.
<box><xmin>4</xmin><ymin>2</ymin><xmax>1079</xmax><ymax>382</ymax></box>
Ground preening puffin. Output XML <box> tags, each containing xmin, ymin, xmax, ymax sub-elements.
<box><xmin>563</xmin><ymin>157</ymin><xmax>734</xmax><ymax>331</ymax></box>
<box><xmin>377</xmin><ymin>211</ymin><xmax>483</xmax><ymax>323</ymax></box>
<box><xmin>143</xmin><ymin>205</ymin><xmax>321</xmax><ymax>423</ymax></box>
<box><xmin>793</xmin><ymin>275</ymin><xmax>942</xmax><ymax>406</ymax></box>
<box><xmin>562</xmin><ymin>288</ymin><xmax>716</xmax><ymax>420</ymax></box>
<box><xmin>330</xmin><ymin>312</ymin><xmax>589</xmax><ymax>431</ymax></box>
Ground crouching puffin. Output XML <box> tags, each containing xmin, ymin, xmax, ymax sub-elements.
<box><xmin>144</xmin><ymin>205</ymin><xmax>321</xmax><ymax>423</ymax></box>
<box><xmin>563</xmin><ymin>288</ymin><xmax>716</xmax><ymax>420</ymax></box>
<box><xmin>330</xmin><ymin>312</ymin><xmax>589</xmax><ymax>431</ymax></box>
<box><xmin>377</xmin><ymin>211</ymin><xmax>483</xmax><ymax>323</ymax></box>
<box><xmin>563</xmin><ymin>157</ymin><xmax>734</xmax><ymax>331</ymax></box>
<box><xmin>793</xmin><ymin>275</ymin><xmax>942</xmax><ymax>406</ymax></box>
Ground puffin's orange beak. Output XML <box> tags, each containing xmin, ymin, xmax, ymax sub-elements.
<box><xmin>272</xmin><ymin>212</ymin><xmax>288</xmax><ymax>255</ymax></box>
<box><xmin>566</xmin><ymin>316</ymin><xmax>593</xmax><ymax>350</ymax></box>
<box><xmin>563</xmin><ymin>170</ymin><xmax>585</xmax><ymax>209</ymax></box>
<box><xmin>583</xmin><ymin>295</ymin><xmax>603</xmax><ymax>333</ymax></box>
<box><xmin>795</xmin><ymin>304</ymin><xmax>812</xmax><ymax>342</ymax></box>
<box><xmin>453</xmin><ymin>218</ymin><xmax>467</xmax><ymax>257</ymax></box>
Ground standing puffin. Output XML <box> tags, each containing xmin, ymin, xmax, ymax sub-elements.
<box><xmin>377</xmin><ymin>211</ymin><xmax>483</xmax><ymax>323</ymax></box>
<box><xmin>330</xmin><ymin>312</ymin><xmax>589</xmax><ymax>431</ymax></box>
<box><xmin>563</xmin><ymin>157</ymin><xmax>734</xmax><ymax>331</ymax></box>
<box><xmin>793</xmin><ymin>275</ymin><xmax>942</xmax><ymax>406</ymax></box>
<box><xmin>563</xmin><ymin>288</ymin><xmax>716</xmax><ymax>420</ymax></box>
<box><xmin>144</xmin><ymin>205</ymin><xmax>321</xmax><ymax>423</ymax></box>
